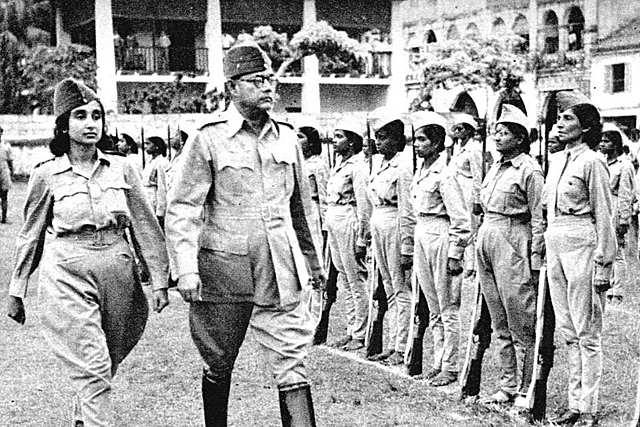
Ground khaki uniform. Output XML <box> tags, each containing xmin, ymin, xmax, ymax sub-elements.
<box><xmin>10</xmin><ymin>151</ymin><xmax>168</xmax><ymax>427</ymax></box>
<box><xmin>325</xmin><ymin>152</ymin><xmax>370</xmax><ymax>341</ymax></box>
<box><xmin>368</xmin><ymin>152</ymin><xmax>414</xmax><ymax>353</ymax></box>
<box><xmin>165</xmin><ymin>105</ymin><xmax>322</xmax><ymax>386</ymax></box>
<box><xmin>306</xmin><ymin>153</ymin><xmax>329</xmax><ymax>255</ymax></box>
<box><xmin>0</xmin><ymin>141</ymin><xmax>13</xmax><ymax>191</ymax></box>
<box><xmin>605</xmin><ymin>156</ymin><xmax>635</xmax><ymax>299</ymax></box>
<box><xmin>142</xmin><ymin>155</ymin><xmax>168</xmax><ymax>217</ymax></box>
<box><xmin>410</xmin><ymin>152</ymin><xmax>470</xmax><ymax>373</ymax></box>
<box><xmin>476</xmin><ymin>153</ymin><xmax>544</xmax><ymax>395</ymax></box>
<box><xmin>544</xmin><ymin>143</ymin><xmax>616</xmax><ymax>414</ymax></box>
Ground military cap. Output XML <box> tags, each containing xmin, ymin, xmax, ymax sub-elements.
<box><xmin>496</xmin><ymin>104</ymin><xmax>529</xmax><ymax>131</ymax></box>
<box><xmin>335</xmin><ymin>117</ymin><xmax>363</xmax><ymax>137</ymax></box>
<box><xmin>223</xmin><ymin>42</ymin><xmax>272</xmax><ymax>79</ymax></box>
<box><xmin>368</xmin><ymin>106</ymin><xmax>404</xmax><ymax>133</ymax></box>
<box><xmin>453</xmin><ymin>113</ymin><xmax>478</xmax><ymax>130</ymax></box>
<box><xmin>411</xmin><ymin>111</ymin><xmax>447</xmax><ymax>132</ymax></box>
<box><xmin>53</xmin><ymin>78</ymin><xmax>99</xmax><ymax>118</ymax></box>
<box><xmin>556</xmin><ymin>90</ymin><xmax>593</xmax><ymax>112</ymax></box>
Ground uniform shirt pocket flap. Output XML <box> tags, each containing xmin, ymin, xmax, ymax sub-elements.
<box><xmin>97</xmin><ymin>178</ymin><xmax>132</xmax><ymax>191</ymax></box>
<box><xmin>218</xmin><ymin>151</ymin><xmax>254</xmax><ymax>171</ymax></box>
<box><xmin>54</xmin><ymin>182</ymin><xmax>88</xmax><ymax>201</ymax></box>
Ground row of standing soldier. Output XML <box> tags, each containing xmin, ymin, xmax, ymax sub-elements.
<box><xmin>302</xmin><ymin>91</ymin><xmax>629</xmax><ymax>426</ymax></box>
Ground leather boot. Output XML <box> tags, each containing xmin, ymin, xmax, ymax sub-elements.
<box><xmin>202</xmin><ymin>373</ymin><xmax>231</xmax><ymax>427</ymax></box>
<box><xmin>278</xmin><ymin>383</ymin><xmax>317</xmax><ymax>427</ymax></box>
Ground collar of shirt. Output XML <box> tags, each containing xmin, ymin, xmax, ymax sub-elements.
<box><xmin>498</xmin><ymin>152</ymin><xmax>527</xmax><ymax>169</ymax></box>
<box><xmin>416</xmin><ymin>152</ymin><xmax>446</xmax><ymax>181</ymax></box>
<box><xmin>378</xmin><ymin>151</ymin><xmax>403</xmax><ymax>173</ymax></box>
<box><xmin>52</xmin><ymin>149</ymin><xmax>110</xmax><ymax>175</ymax></box>
<box><xmin>225</xmin><ymin>103</ymin><xmax>278</xmax><ymax>140</ymax></box>
<box><xmin>564</xmin><ymin>142</ymin><xmax>588</xmax><ymax>162</ymax></box>
<box><xmin>607</xmin><ymin>156</ymin><xmax>620</xmax><ymax>166</ymax></box>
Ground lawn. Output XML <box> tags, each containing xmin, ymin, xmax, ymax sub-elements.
<box><xmin>1</xmin><ymin>181</ymin><xmax>639</xmax><ymax>426</ymax></box>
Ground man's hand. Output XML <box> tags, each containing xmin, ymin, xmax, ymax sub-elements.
<box><xmin>7</xmin><ymin>295</ymin><xmax>25</xmax><ymax>325</ymax></box>
<box><xmin>153</xmin><ymin>289</ymin><xmax>169</xmax><ymax>313</ymax></box>
<box><xmin>447</xmin><ymin>258</ymin><xmax>463</xmax><ymax>276</ymax></box>
<box><xmin>178</xmin><ymin>273</ymin><xmax>202</xmax><ymax>302</ymax></box>
<box><xmin>401</xmin><ymin>254</ymin><xmax>413</xmax><ymax>271</ymax></box>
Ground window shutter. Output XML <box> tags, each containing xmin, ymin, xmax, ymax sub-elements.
<box><xmin>625</xmin><ymin>63</ymin><xmax>632</xmax><ymax>92</ymax></box>
<box><xmin>605</xmin><ymin>64</ymin><xmax>612</xmax><ymax>94</ymax></box>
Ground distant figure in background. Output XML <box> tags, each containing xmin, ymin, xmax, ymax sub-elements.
<box><xmin>142</xmin><ymin>136</ymin><xmax>168</xmax><ymax>229</ymax></box>
<box><xmin>0</xmin><ymin>125</ymin><xmax>14</xmax><ymax>223</ymax></box>
<box><xmin>166</xmin><ymin>130</ymin><xmax>188</xmax><ymax>190</ymax></box>
<box><xmin>117</xmin><ymin>132</ymin><xmax>142</xmax><ymax>176</ymax></box>
<box><xmin>158</xmin><ymin>31</ymin><xmax>171</xmax><ymax>72</ymax></box>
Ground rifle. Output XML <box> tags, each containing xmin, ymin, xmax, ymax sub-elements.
<box><xmin>459</xmin><ymin>276</ymin><xmax>492</xmax><ymax>399</ymax></box>
<box><xmin>514</xmin><ymin>265</ymin><xmax>556</xmax><ymax>421</ymax></box>
<box><xmin>312</xmin><ymin>239</ymin><xmax>338</xmax><ymax>345</ymax></box>
<box><xmin>365</xmin><ymin>246</ymin><xmax>388</xmax><ymax>357</ymax></box>
<box><xmin>404</xmin><ymin>269</ymin><xmax>429</xmax><ymax>376</ymax></box>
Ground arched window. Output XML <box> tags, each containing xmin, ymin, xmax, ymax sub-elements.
<box><xmin>466</xmin><ymin>23</ymin><xmax>480</xmax><ymax>40</ymax></box>
<box><xmin>567</xmin><ymin>7</ymin><xmax>584</xmax><ymax>51</ymax></box>
<box><xmin>447</xmin><ymin>25</ymin><xmax>460</xmax><ymax>40</ymax></box>
<box><xmin>425</xmin><ymin>29</ymin><xmax>437</xmax><ymax>44</ymax></box>
<box><xmin>543</xmin><ymin>11</ymin><xmax>559</xmax><ymax>53</ymax></box>
<box><xmin>512</xmin><ymin>14</ymin><xmax>529</xmax><ymax>52</ymax></box>
<box><xmin>492</xmin><ymin>17</ymin><xmax>506</xmax><ymax>36</ymax></box>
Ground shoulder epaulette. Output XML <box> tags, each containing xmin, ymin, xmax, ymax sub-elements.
<box><xmin>33</xmin><ymin>157</ymin><xmax>55</xmax><ymax>169</ymax></box>
<box><xmin>199</xmin><ymin>115</ymin><xmax>227</xmax><ymax>130</ymax></box>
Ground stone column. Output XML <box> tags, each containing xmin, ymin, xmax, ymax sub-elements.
<box><xmin>527</xmin><ymin>0</ymin><xmax>537</xmax><ymax>54</ymax></box>
<box><xmin>387</xmin><ymin>0</ymin><xmax>407</xmax><ymax>110</ymax></box>
<box><xmin>205</xmin><ymin>0</ymin><xmax>225</xmax><ymax>92</ymax></box>
<box><xmin>55</xmin><ymin>5</ymin><xmax>71</xmax><ymax>47</ymax></box>
<box><xmin>95</xmin><ymin>0</ymin><xmax>118</xmax><ymax>114</ymax></box>
<box><xmin>301</xmin><ymin>0</ymin><xmax>321</xmax><ymax>116</ymax></box>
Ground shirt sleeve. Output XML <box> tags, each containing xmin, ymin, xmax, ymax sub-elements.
<box><xmin>398</xmin><ymin>162</ymin><xmax>415</xmax><ymax>256</ymax></box>
<box><xmin>290</xmin><ymin>143</ymin><xmax>323</xmax><ymax>275</ymax></box>
<box><xmin>587</xmin><ymin>158</ymin><xmax>617</xmax><ymax>281</ymax></box>
<box><xmin>527</xmin><ymin>168</ymin><xmax>546</xmax><ymax>270</ymax></box>
<box><xmin>124</xmin><ymin>160</ymin><xmax>169</xmax><ymax>290</ymax></box>
<box><xmin>354</xmin><ymin>161</ymin><xmax>372</xmax><ymax>248</ymax></box>
<box><xmin>10</xmin><ymin>166</ymin><xmax>52</xmax><ymax>298</ymax></box>
<box><xmin>155</xmin><ymin>159</ymin><xmax>168</xmax><ymax>217</ymax></box>
<box><xmin>440</xmin><ymin>169</ymin><xmax>471</xmax><ymax>260</ymax></box>
<box><xmin>470</xmin><ymin>148</ymin><xmax>484</xmax><ymax>204</ymax></box>
<box><xmin>617</xmin><ymin>162</ymin><xmax>635</xmax><ymax>227</ymax></box>
<box><xmin>165</xmin><ymin>132</ymin><xmax>211</xmax><ymax>278</ymax></box>
<box><xmin>316</xmin><ymin>162</ymin><xmax>329</xmax><ymax>232</ymax></box>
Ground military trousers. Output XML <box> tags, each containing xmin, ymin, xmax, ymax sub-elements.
<box><xmin>370</xmin><ymin>206</ymin><xmax>411</xmax><ymax>353</ymax></box>
<box><xmin>326</xmin><ymin>205</ymin><xmax>369</xmax><ymax>340</ymax></box>
<box><xmin>190</xmin><ymin>296</ymin><xmax>314</xmax><ymax>387</ymax></box>
<box><xmin>546</xmin><ymin>217</ymin><xmax>604</xmax><ymax>414</ymax></box>
<box><xmin>38</xmin><ymin>232</ymin><xmax>148</xmax><ymax>427</ymax></box>
<box><xmin>477</xmin><ymin>214</ymin><xmax>536</xmax><ymax>395</ymax></box>
<box><xmin>414</xmin><ymin>216</ymin><xmax>461</xmax><ymax>373</ymax></box>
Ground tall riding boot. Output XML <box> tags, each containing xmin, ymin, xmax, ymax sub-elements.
<box><xmin>202</xmin><ymin>373</ymin><xmax>231</xmax><ymax>427</ymax></box>
<box><xmin>278</xmin><ymin>383</ymin><xmax>317</xmax><ymax>427</ymax></box>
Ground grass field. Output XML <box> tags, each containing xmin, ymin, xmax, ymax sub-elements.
<box><xmin>2</xmin><ymin>181</ymin><xmax>640</xmax><ymax>426</ymax></box>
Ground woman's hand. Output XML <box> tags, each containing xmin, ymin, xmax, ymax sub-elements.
<box><xmin>153</xmin><ymin>289</ymin><xmax>169</xmax><ymax>313</ymax></box>
<box><xmin>7</xmin><ymin>295</ymin><xmax>25</xmax><ymax>325</ymax></box>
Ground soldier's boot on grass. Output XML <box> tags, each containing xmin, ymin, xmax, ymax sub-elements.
<box><xmin>279</xmin><ymin>382</ymin><xmax>317</xmax><ymax>427</ymax></box>
<box><xmin>202</xmin><ymin>372</ymin><xmax>231</xmax><ymax>427</ymax></box>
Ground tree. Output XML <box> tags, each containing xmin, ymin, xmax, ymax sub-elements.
<box><xmin>409</xmin><ymin>36</ymin><xmax>531</xmax><ymax>111</ymax></box>
<box><xmin>251</xmin><ymin>21</ymin><xmax>366</xmax><ymax>78</ymax></box>
<box><xmin>19</xmin><ymin>43</ymin><xmax>97</xmax><ymax>114</ymax></box>
<box><xmin>0</xmin><ymin>29</ymin><xmax>20</xmax><ymax>113</ymax></box>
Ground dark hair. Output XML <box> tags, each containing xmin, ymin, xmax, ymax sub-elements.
<box><xmin>50</xmin><ymin>101</ymin><xmax>111</xmax><ymax>156</ymax></box>
<box><xmin>299</xmin><ymin>126</ymin><xmax>322</xmax><ymax>156</ymax></box>
<box><xmin>343</xmin><ymin>130</ymin><xmax>363</xmax><ymax>154</ymax></box>
<box><xmin>146</xmin><ymin>136</ymin><xmax>167</xmax><ymax>157</ymax></box>
<box><xmin>121</xmin><ymin>133</ymin><xmax>138</xmax><ymax>154</ymax></box>
<box><xmin>500</xmin><ymin>122</ymin><xmax>531</xmax><ymax>154</ymax></box>
<box><xmin>379</xmin><ymin>119</ymin><xmax>405</xmax><ymax>150</ymax></box>
<box><xmin>418</xmin><ymin>125</ymin><xmax>446</xmax><ymax>153</ymax></box>
<box><xmin>603</xmin><ymin>130</ymin><xmax>623</xmax><ymax>155</ymax></box>
<box><xmin>570</xmin><ymin>103</ymin><xmax>602</xmax><ymax>150</ymax></box>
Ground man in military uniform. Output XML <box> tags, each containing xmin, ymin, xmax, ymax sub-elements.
<box><xmin>165</xmin><ymin>42</ymin><xmax>325</xmax><ymax>427</ymax></box>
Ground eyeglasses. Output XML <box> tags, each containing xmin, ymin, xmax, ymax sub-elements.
<box><xmin>237</xmin><ymin>75</ymin><xmax>278</xmax><ymax>88</ymax></box>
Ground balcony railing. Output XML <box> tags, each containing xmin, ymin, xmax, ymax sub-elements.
<box><xmin>116</xmin><ymin>47</ymin><xmax>208</xmax><ymax>75</ymax></box>
<box><xmin>535</xmin><ymin>51</ymin><xmax>585</xmax><ymax>71</ymax></box>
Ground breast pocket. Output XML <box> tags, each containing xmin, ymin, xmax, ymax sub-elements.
<box><xmin>98</xmin><ymin>178</ymin><xmax>132</xmax><ymax>217</ymax></box>
<box><xmin>53</xmin><ymin>182</ymin><xmax>90</xmax><ymax>225</ymax></box>
<box><xmin>217</xmin><ymin>151</ymin><xmax>255</xmax><ymax>195</ymax></box>
<box><xmin>558</xmin><ymin>174</ymin><xmax>586</xmax><ymax>213</ymax></box>
<box><xmin>271</xmin><ymin>147</ymin><xmax>295</xmax><ymax>195</ymax></box>
<box><xmin>500</xmin><ymin>183</ymin><xmax>525</xmax><ymax>212</ymax></box>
